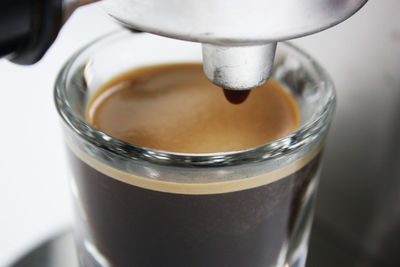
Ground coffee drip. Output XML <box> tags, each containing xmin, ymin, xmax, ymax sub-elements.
<box><xmin>223</xmin><ymin>89</ymin><xmax>251</xmax><ymax>105</ymax></box>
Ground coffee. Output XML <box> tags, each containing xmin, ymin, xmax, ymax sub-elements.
<box><xmin>86</xmin><ymin>63</ymin><xmax>299</xmax><ymax>153</ymax></box>
<box><xmin>68</xmin><ymin>148</ymin><xmax>320</xmax><ymax>267</ymax></box>
<box><xmin>223</xmin><ymin>89</ymin><xmax>251</xmax><ymax>104</ymax></box>
<box><xmin>68</xmin><ymin>63</ymin><xmax>320</xmax><ymax>267</ymax></box>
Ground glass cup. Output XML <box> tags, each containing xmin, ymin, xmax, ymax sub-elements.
<box><xmin>54</xmin><ymin>30</ymin><xmax>335</xmax><ymax>267</ymax></box>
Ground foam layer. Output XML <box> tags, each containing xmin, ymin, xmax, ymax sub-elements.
<box><xmin>67</xmin><ymin>139</ymin><xmax>320</xmax><ymax>194</ymax></box>
<box><xmin>87</xmin><ymin>63</ymin><xmax>300</xmax><ymax>153</ymax></box>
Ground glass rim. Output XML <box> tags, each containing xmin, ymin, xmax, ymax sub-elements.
<box><xmin>54</xmin><ymin>30</ymin><xmax>336</xmax><ymax>167</ymax></box>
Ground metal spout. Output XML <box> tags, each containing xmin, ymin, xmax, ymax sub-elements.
<box><xmin>202</xmin><ymin>43</ymin><xmax>277</xmax><ymax>90</ymax></box>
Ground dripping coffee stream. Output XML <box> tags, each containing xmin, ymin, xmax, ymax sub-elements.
<box><xmin>223</xmin><ymin>89</ymin><xmax>251</xmax><ymax>105</ymax></box>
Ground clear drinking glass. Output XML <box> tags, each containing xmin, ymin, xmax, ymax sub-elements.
<box><xmin>54</xmin><ymin>30</ymin><xmax>335</xmax><ymax>267</ymax></box>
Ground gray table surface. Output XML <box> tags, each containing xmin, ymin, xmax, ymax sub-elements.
<box><xmin>7</xmin><ymin>223</ymin><xmax>388</xmax><ymax>267</ymax></box>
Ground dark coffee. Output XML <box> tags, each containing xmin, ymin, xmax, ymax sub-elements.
<box><xmin>68</xmin><ymin>149</ymin><xmax>320</xmax><ymax>267</ymax></box>
<box><xmin>223</xmin><ymin>89</ymin><xmax>251</xmax><ymax>104</ymax></box>
<box><xmin>68</xmin><ymin>63</ymin><xmax>321</xmax><ymax>267</ymax></box>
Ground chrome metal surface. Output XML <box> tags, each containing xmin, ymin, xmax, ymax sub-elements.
<box><xmin>100</xmin><ymin>0</ymin><xmax>367</xmax><ymax>89</ymax></box>
<box><xmin>202</xmin><ymin>43</ymin><xmax>277</xmax><ymax>90</ymax></box>
<box><xmin>62</xmin><ymin>0</ymin><xmax>368</xmax><ymax>89</ymax></box>
<box><xmin>101</xmin><ymin>0</ymin><xmax>367</xmax><ymax>44</ymax></box>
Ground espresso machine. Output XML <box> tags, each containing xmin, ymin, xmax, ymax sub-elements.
<box><xmin>1</xmin><ymin>0</ymin><xmax>367</xmax><ymax>90</ymax></box>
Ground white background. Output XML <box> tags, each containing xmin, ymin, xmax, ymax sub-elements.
<box><xmin>1</xmin><ymin>1</ymin><xmax>399</xmax><ymax>266</ymax></box>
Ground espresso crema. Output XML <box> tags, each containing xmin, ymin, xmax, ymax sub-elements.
<box><xmin>86</xmin><ymin>63</ymin><xmax>300</xmax><ymax>153</ymax></box>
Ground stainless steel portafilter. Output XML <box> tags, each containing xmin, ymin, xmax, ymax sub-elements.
<box><xmin>102</xmin><ymin>0</ymin><xmax>368</xmax><ymax>90</ymax></box>
<box><xmin>1</xmin><ymin>0</ymin><xmax>367</xmax><ymax>90</ymax></box>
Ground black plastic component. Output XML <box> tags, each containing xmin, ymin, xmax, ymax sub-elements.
<box><xmin>0</xmin><ymin>0</ymin><xmax>33</xmax><ymax>57</ymax></box>
<box><xmin>0</xmin><ymin>0</ymin><xmax>63</xmax><ymax>65</ymax></box>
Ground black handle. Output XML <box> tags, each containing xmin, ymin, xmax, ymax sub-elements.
<box><xmin>0</xmin><ymin>0</ymin><xmax>63</xmax><ymax>65</ymax></box>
